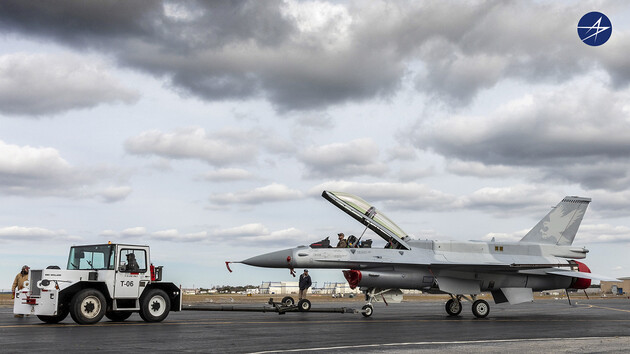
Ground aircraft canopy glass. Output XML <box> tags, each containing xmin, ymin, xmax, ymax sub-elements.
<box><xmin>322</xmin><ymin>190</ymin><xmax>411</xmax><ymax>250</ymax></box>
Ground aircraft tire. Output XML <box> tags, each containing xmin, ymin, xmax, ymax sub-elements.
<box><xmin>472</xmin><ymin>299</ymin><xmax>490</xmax><ymax>318</ymax></box>
<box><xmin>445</xmin><ymin>299</ymin><xmax>462</xmax><ymax>316</ymax></box>
<box><xmin>362</xmin><ymin>304</ymin><xmax>373</xmax><ymax>317</ymax></box>
<box><xmin>281</xmin><ymin>296</ymin><xmax>295</xmax><ymax>306</ymax></box>
<box><xmin>297</xmin><ymin>299</ymin><xmax>311</xmax><ymax>312</ymax></box>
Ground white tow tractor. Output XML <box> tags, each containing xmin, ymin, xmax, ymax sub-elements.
<box><xmin>14</xmin><ymin>243</ymin><xmax>182</xmax><ymax>325</ymax></box>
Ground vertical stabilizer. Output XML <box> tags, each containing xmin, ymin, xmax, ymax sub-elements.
<box><xmin>520</xmin><ymin>196</ymin><xmax>591</xmax><ymax>246</ymax></box>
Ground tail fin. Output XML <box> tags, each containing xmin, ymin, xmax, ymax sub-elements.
<box><xmin>520</xmin><ymin>196</ymin><xmax>591</xmax><ymax>246</ymax></box>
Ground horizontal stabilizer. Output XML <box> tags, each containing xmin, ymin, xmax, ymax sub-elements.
<box><xmin>544</xmin><ymin>269</ymin><xmax>618</xmax><ymax>282</ymax></box>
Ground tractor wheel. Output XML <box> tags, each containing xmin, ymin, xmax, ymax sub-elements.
<box><xmin>139</xmin><ymin>289</ymin><xmax>171</xmax><ymax>322</ymax></box>
<box><xmin>37</xmin><ymin>308</ymin><xmax>69</xmax><ymax>324</ymax></box>
<box><xmin>69</xmin><ymin>289</ymin><xmax>106</xmax><ymax>324</ymax></box>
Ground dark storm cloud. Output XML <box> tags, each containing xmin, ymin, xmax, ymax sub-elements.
<box><xmin>0</xmin><ymin>1</ymin><xmax>627</xmax><ymax>110</ymax></box>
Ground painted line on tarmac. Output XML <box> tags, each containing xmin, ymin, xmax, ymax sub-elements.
<box><xmin>2</xmin><ymin>316</ymin><xmax>630</xmax><ymax>329</ymax></box>
<box><xmin>247</xmin><ymin>336</ymin><xmax>630</xmax><ymax>353</ymax></box>
<box><xmin>581</xmin><ymin>303</ymin><xmax>630</xmax><ymax>313</ymax></box>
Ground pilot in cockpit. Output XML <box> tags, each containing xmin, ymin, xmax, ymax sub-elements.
<box><xmin>336</xmin><ymin>233</ymin><xmax>348</xmax><ymax>248</ymax></box>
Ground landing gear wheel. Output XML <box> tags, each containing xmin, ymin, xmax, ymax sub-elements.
<box><xmin>38</xmin><ymin>308</ymin><xmax>69</xmax><ymax>324</ymax></box>
<box><xmin>139</xmin><ymin>289</ymin><xmax>171</xmax><ymax>322</ymax></box>
<box><xmin>362</xmin><ymin>304</ymin><xmax>373</xmax><ymax>317</ymax></box>
<box><xmin>70</xmin><ymin>289</ymin><xmax>106</xmax><ymax>324</ymax></box>
<box><xmin>297</xmin><ymin>299</ymin><xmax>311</xmax><ymax>312</ymax></box>
<box><xmin>281</xmin><ymin>296</ymin><xmax>295</xmax><ymax>306</ymax></box>
<box><xmin>105</xmin><ymin>311</ymin><xmax>133</xmax><ymax>322</ymax></box>
<box><xmin>472</xmin><ymin>299</ymin><xmax>490</xmax><ymax>318</ymax></box>
<box><xmin>445</xmin><ymin>299</ymin><xmax>462</xmax><ymax>316</ymax></box>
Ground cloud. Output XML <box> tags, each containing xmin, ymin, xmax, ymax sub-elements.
<box><xmin>299</xmin><ymin>138</ymin><xmax>387</xmax><ymax>178</ymax></box>
<box><xmin>574</xmin><ymin>224</ymin><xmax>630</xmax><ymax>244</ymax></box>
<box><xmin>213</xmin><ymin>223</ymin><xmax>269</xmax><ymax>238</ymax></box>
<box><xmin>412</xmin><ymin>79</ymin><xmax>630</xmax><ymax>191</ymax></box>
<box><xmin>209</xmin><ymin>183</ymin><xmax>304</xmax><ymax>205</ymax></box>
<box><xmin>121</xmin><ymin>227</ymin><xmax>147</xmax><ymax>237</ymax></box>
<box><xmin>100</xmin><ymin>228</ymin><xmax>208</xmax><ymax>243</ymax></box>
<box><xmin>99</xmin><ymin>230</ymin><xmax>118</xmax><ymax>238</ymax></box>
<box><xmin>202</xmin><ymin>168</ymin><xmax>254</xmax><ymax>182</ymax></box>
<box><xmin>0</xmin><ymin>226</ymin><xmax>80</xmax><ymax>242</ymax></box>
<box><xmin>212</xmin><ymin>223</ymin><xmax>308</xmax><ymax>246</ymax></box>
<box><xmin>125</xmin><ymin>127</ymin><xmax>257</xmax><ymax>166</ymax></box>
<box><xmin>1</xmin><ymin>2</ymin><xmax>628</xmax><ymax>111</ymax></box>
<box><xmin>446</xmin><ymin>160</ymin><xmax>530</xmax><ymax>179</ymax></box>
<box><xmin>125</xmin><ymin>127</ymin><xmax>291</xmax><ymax>167</ymax></box>
<box><xmin>0</xmin><ymin>53</ymin><xmax>138</xmax><ymax>116</ymax></box>
<box><xmin>0</xmin><ymin>139</ymin><xmax>129</xmax><ymax>200</ymax></box>
<box><xmin>150</xmin><ymin>229</ymin><xmax>208</xmax><ymax>242</ymax></box>
<box><xmin>308</xmin><ymin>180</ymin><xmax>458</xmax><ymax>211</ymax></box>
<box><xmin>98</xmin><ymin>186</ymin><xmax>132</xmax><ymax>203</ymax></box>
<box><xmin>460</xmin><ymin>185</ymin><xmax>561</xmax><ymax>216</ymax></box>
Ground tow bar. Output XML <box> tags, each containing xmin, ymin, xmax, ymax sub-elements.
<box><xmin>183</xmin><ymin>297</ymin><xmax>362</xmax><ymax>315</ymax></box>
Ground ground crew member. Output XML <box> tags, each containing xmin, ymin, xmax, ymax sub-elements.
<box><xmin>299</xmin><ymin>269</ymin><xmax>312</xmax><ymax>300</ymax></box>
<box><xmin>12</xmin><ymin>265</ymin><xmax>29</xmax><ymax>318</ymax></box>
<box><xmin>336</xmin><ymin>233</ymin><xmax>347</xmax><ymax>248</ymax></box>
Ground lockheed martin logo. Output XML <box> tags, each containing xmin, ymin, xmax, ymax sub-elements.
<box><xmin>578</xmin><ymin>12</ymin><xmax>612</xmax><ymax>46</ymax></box>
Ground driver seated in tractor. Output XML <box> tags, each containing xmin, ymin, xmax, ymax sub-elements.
<box><xmin>125</xmin><ymin>253</ymin><xmax>140</xmax><ymax>272</ymax></box>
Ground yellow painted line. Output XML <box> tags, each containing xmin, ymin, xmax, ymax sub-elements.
<box><xmin>580</xmin><ymin>303</ymin><xmax>630</xmax><ymax>313</ymax></box>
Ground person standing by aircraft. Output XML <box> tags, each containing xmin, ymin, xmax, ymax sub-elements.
<box><xmin>298</xmin><ymin>269</ymin><xmax>312</xmax><ymax>300</ymax></box>
<box><xmin>12</xmin><ymin>265</ymin><xmax>29</xmax><ymax>318</ymax></box>
<box><xmin>336</xmin><ymin>233</ymin><xmax>348</xmax><ymax>248</ymax></box>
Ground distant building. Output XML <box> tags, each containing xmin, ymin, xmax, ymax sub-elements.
<box><xmin>601</xmin><ymin>277</ymin><xmax>630</xmax><ymax>295</ymax></box>
<box><xmin>182</xmin><ymin>288</ymin><xmax>198</xmax><ymax>295</ymax></box>
<box><xmin>316</xmin><ymin>282</ymin><xmax>359</xmax><ymax>295</ymax></box>
<box><xmin>259</xmin><ymin>281</ymin><xmax>317</xmax><ymax>295</ymax></box>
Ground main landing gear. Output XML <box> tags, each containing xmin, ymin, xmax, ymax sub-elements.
<box><xmin>445</xmin><ymin>295</ymin><xmax>489</xmax><ymax>318</ymax></box>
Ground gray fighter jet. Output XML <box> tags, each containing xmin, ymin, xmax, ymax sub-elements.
<box><xmin>239</xmin><ymin>190</ymin><xmax>616</xmax><ymax>318</ymax></box>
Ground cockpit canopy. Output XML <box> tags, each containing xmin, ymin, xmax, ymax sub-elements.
<box><xmin>322</xmin><ymin>191</ymin><xmax>411</xmax><ymax>250</ymax></box>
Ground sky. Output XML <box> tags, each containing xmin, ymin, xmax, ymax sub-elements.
<box><xmin>1</xmin><ymin>0</ymin><xmax>630</xmax><ymax>290</ymax></box>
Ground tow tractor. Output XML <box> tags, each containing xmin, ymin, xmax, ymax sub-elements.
<box><xmin>14</xmin><ymin>243</ymin><xmax>182</xmax><ymax>325</ymax></box>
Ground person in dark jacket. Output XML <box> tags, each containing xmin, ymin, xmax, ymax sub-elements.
<box><xmin>299</xmin><ymin>269</ymin><xmax>312</xmax><ymax>300</ymax></box>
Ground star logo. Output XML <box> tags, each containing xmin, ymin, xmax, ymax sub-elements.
<box><xmin>578</xmin><ymin>12</ymin><xmax>612</xmax><ymax>46</ymax></box>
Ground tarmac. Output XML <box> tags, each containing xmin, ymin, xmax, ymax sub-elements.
<box><xmin>1</xmin><ymin>298</ymin><xmax>630</xmax><ymax>353</ymax></box>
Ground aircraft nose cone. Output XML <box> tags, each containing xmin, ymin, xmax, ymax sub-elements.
<box><xmin>241</xmin><ymin>248</ymin><xmax>294</xmax><ymax>268</ymax></box>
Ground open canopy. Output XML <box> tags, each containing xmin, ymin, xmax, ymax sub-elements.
<box><xmin>322</xmin><ymin>190</ymin><xmax>411</xmax><ymax>250</ymax></box>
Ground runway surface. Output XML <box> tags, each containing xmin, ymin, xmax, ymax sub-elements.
<box><xmin>2</xmin><ymin>299</ymin><xmax>630</xmax><ymax>353</ymax></box>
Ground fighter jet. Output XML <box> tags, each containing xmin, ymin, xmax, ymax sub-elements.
<box><xmin>238</xmin><ymin>190</ymin><xmax>616</xmax><ymax>318</ymax></box>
